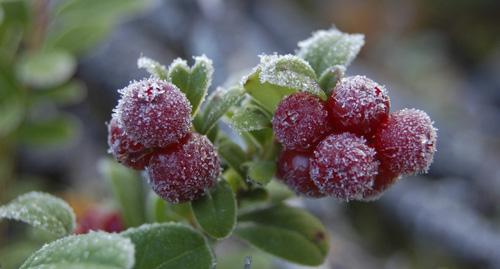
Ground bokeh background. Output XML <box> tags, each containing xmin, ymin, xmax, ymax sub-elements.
<box><xmin>1</xmin><ymin>0</ymin><xmax>500</xmax><ymax>268</ymax></box>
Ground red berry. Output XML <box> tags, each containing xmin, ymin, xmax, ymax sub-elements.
<box><xmin>107</xmin><ymin>117</ymin><xmax>152</xmax><ymax>170</ymax></box>
<box><xmin>327</xmin><ymin>75</ymin><xmax>390</xmax><ymax>136</ymax></box>
<box><xmin>115</xmin><ymin>78</ymin><xmax>192</xmax><ymax>148</ymax></box>
<box><xmin>361</xmin><ymin>165</ymin><xmax>400</xmax><ymax>201</ymax></box>
<box><xmin>310</xmin><ymin>132</ymin><xmax>379</xmax><ymax>200</ymax></box>
<box><xmin>147</xmin><ymin>133</ymin><xmax>220</xmax><ymax>204</ymax></box>
<box><xmin>374</xmin><ymin>108</ymin><xmax>437</xmax><ymax>175</ymax></box>
<box><xmin>277</xmin><ymin>149</ymin><xmax>325</xmax><ymax>198</ymax></box>
<box><xmin>272</xmin><ymin>92</ymin><xmax>331</xmax><ymax>150</ymax></box>
<box><xmin>75</xmin><ymin>209</ymin><xmax>124</xmax><ymax>234</ymax></box>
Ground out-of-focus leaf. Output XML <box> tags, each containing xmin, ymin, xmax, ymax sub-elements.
<box><xmin>98</xmin><ymin>159</ymin><xmax>146</xmax><ymax>228</ymax></box>
<box><xmin>0</xmin><ymin>241</ymin><xmax>44</xmax><ymax>269</ymax></box>
<box><xmin>235</xmin><ymin>204</ymin><xmax>329</xmax><ymax>266</ymax></box>
<box><xmin>16</xmin><ymin>50</ymin><xmax>76</xmax><ymax>89</ymax></box>
<box><xmin>0</xmin><ymin>95</ymin><xmax>24</xmax><ymax>138</ymax></box>
<box><xmin>20</xmin><ymin>232</ymin><xmax>135</xmax><ymax>269</ymax></box>
<box><xmin>44</xmin><ymin>23</ymin><xmax>110</xmax><ymax>55</ymax></box>
<box><xmin>297</xmin><ymin>28</ymin><xmax>364</xmax><ymax>76</ymax></box>
<box><xmin>17</xmin><ymin>114</ymin><xmax>79</xmax><ymax>146</ymax></box>
<box><xmin>191</xmin><ymin>180</ymin><xmax>237</xmax><ymax>239</ymax></box>
<box><xmin>0</xmin><ymin>192</ymin><xmax>76</xmax><ymax>236</ymax></box>
<box><xmin>34</xmin><ymin>80</ymin><xmax>87</xmax><ymax>105</ymax></box>
<box><xmin>146</xmin><ymin>191</ymin><xmax>193</xmax><ymax>224</ymax></box>
<box><xmin>122</xmin><ymin>223</ymin><xmax>215</xmax><ymax>269</ymax></box>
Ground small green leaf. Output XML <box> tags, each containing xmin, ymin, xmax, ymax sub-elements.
<box><xmin>191</xmin><ymin>180</ymin><xmax>237</xmax><ymax>239</ymax></box>
<box><xmin>235</xmin><ymin>204</ymin><xmax>329</xmax><ymax>266</ymax></box>
<box><xmin>229</xmin><ymin>104</ymin><xmax>271</xmax><ymax>132</ymax></box>
<box><xmin>168</xmin><ymin>56</ymin><xmax>214</xmax><ymax>115</ymax></box>
<box><xmin>297</xmin><ymin>28</ymin><xmax>364</xmax><ymax>76</ymax></box>
<box><xmin>137</xmin><ymin>56</ymin><xmax>168</xmax><ymax>80</ymax></box>
<box><xmin>34</xmin><ymin>80</ymin><xmax>87</xmax><ymax>105</ymax></box>
<box><xmin>194</xmin><ymin>86</ymin><xmax>245</xmax><ymax>134</ymax></box>
<box><xmin>45</xmin><ymin>23</ymin><xmax>111</xmax><ymax>55</ymax></box>
<box><xmin>246</xmin><ymin>160</ymin><xmax>276</xmax><ymax>186</ymax></box>
<box><xmin>121</xmin><ymin>223</ymin><xmax>215</xmax><ymax>269</ymax></box>
<box><xmin>0</xmin><ymin>94</ymin><xmax>24</xmax><ymax>138</ymax></box>
<box><xmin>99</xmin><ymin>159</ymin><xmax>146</xmax><ymax>228</ymax></box>
<box><xmin>0</xmin><ymin>192</ymin><xmax>75</xmax><ymax>236</ymax></box>
<box><xmin>17</xmin><ymin>114</ymin><xmax>79</xmax><ymax>146</ymax></box>
<box><xmin>16</xmin><ymin>50</ymin><xmax>76</xmax><ymax>89</ymax></box>
<box><xmin>318</xmin><ymin>65</ymin><xmax>345</xmax><ymax>95</ymax></box>
<box><xmin>20</xmin><ymin>232</ymin><xmax>135</xmax><ymax>269</ymax></box>
<box><xmin>217</xmin><ymin>139</ymin><xmax>247</xmax><ymax>179</ymax></box>
<box><xmin>146</xmin><ymin>191</ymin><xmax>193</xmax><ymax>223</ymax></box>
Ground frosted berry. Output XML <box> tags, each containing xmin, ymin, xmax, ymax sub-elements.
<box><xmin>107</xmin><ymin>117</ymin><xmax>152</xmax><ymax>170</ymax></box>
<box><xmin>147</xmin><ymin>133</ymin><xmax>220</xmax><ymax>204</ymax></box>
<box><xmin>374</xmin><ymin>108</ymin><xmax>437</xmax><ymax>175</ymax></box>
<box><xmin>310</xmin><ymin>132</ymin><xmax>379</xmax><ymax>200</ymax></box>
<box><xmin>361</xmin><ymin>165</ymin><xmax>400</xmax><ymax>201</ymax></box>
<box><xmin>277</xmin><ymin>149</ymin><xmax>325</xmax><ymax>198</ymax></box>
<box><xmin>115</xmin><ymin>78</ymin><xmax>192</xmax><ymax>148</ymax></box>
<box><xmin>272</xmin><ymin>92</ymin><xmax>331</xmax><ymax>150</ymax></box>
<box><xmin>327</xmin><ymin>75</ymin><xmax>390</xmax><ymax>136</ymax></box>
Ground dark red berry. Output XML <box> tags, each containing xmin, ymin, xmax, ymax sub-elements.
<box><xmin>327</xmin><ymin>75</ymin><xmax>390</xmax><ymax>136</ymax></box>
<box><xmin>374</xmin><ymin>108</ymin><xmax>437</xmax><ymax>175</ymax></box>
<box><xmin>75</xmin><ymin>209</ymin><xmax>124</xmax><ymax>234</ymax></box>
<box><xmin>147</xmin><ymin>133</ymin><xmax>220</xmax><ymax>204</ymax></box>
<box><xmin>310</xmin><ymin>132</ymin><xmax>379</xmax><ymax>200</ymax></box>
<box><xmin>361</xmin><ymin>165</ymin><xmax>400</xmax><ymax>201</ymax></box>
<box><xmin>107</xmin><ymin>117</ymin><xmax>152</xmax><ymax>170</ymax></box>
<box><xmin>272</xmin><ymin>92</ymin><xmax>331</xmax><ymax>151</ymax></box>
<box><xmin>115</xmin><ymin>78</ymin><xmax>192</xmax><ymax>148</ymax></box>
<box><xmin>277</xmin><ymin>149</ymin><xmax>325</xmax><ymax>198</ymax></box>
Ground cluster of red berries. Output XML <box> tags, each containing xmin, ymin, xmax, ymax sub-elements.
<box><xmin>107</xmin><ymin>78</ymin><xmax>220</xmax><ymax>204</ymax></box>
<box><xmin>274</xmin><ymin>75</ymin><xmax>437</xmax><ymax>201</ymax></box>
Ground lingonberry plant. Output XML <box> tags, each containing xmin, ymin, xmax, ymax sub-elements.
<box><xmin>0</xmin><ymin>27</ymin><xmax>437</xmax><ymax>269</ymax></box>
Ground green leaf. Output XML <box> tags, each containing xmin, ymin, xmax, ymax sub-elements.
<box><xmin>297</xmin><ymin>28</ymin><xmax>364</xmax><ymax>76</ymax></box>
<box><xmin>318</xmin><ymin>65</ymin><xmax>345</xmax><ymax>95</ymax></box>
<box><xmin>44</xmin><ymin>23</ymin><xmax>111</xmax><ymax>55</ymax></box>
<box><xmin>191</xmin><ymin>180</ymin><xmax>237</xmax><ymax>239</ymax></box>
<box><xmin>194</xmin><ymin>86</ymin><xmax>245</xmax><ymax>134</ymax></box>
<box><xmin>146</xmin><ymin>191</ymin><xmax>193</xmax><ymax>223</ymax></box>
<box><xmin>243</xmin><ymin>70</ymin><xmax>295</xmax><ymax>114</ymax></box>
<box><xmin>0</xmin><ymin>192</ymin><xmax>75</xmax><ymax>236</ymax></box>
<box><xmin>34</xmin><ymin>80</ymin><xmax>87</xmax><ymax>105</ymax></box>
<box><xmin>168</xmin><ymin>56</ymin><xmax>214</xmax><ymax>116</ymax></box>
<box><xmin>17</xmin><ymin>114</ymin><xmax>79</xmax><ymax>146</ymax></box>
<box><xmin>16</xmin><ymin>50</ymin><xmax>76</xmax><ymax>89</ymax></box>
<box><xmin>137</xmin><ymin>56</ymin><xmax>168</xmax><ymax>80</ymax></box>
<box><xmin>235</xmin><ymin>204</ymin><xmax>329</xmax><ymax>266</ymax></box>
<box><xmin>217</xmin><ymin>139</ymin><xmax>247</xmax><ymax>179</ymax></box>
<box><xmin>99</xmin><ymin>159</ymin><xmax>146</xmax><ymax>228</ymax></box>
<box><xmin>246</xmin><ymin>161</ymin><xmax>276</xmax><ymax>186</ymax></box>
<box><xmin>20</xmin><ymin>232</ymin><xmax>135</xmax><ymax>269</ymax></box>
<box><xmin>229</xmin><ymin>104</ymin><xmax>271</xmax><ymax>133</ymax></box>
<box><xmin>0</xmin><ymin>94</ymin><xmax>24</xmax><ymax>138</ymax></box>
<box><xmin>121</xmin><ymin>223</ymin><xmax>215</xmax><ymax>269</ymax></box>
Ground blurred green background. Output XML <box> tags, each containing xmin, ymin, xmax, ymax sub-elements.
<box><xmin>1</xmin><ymin>0</ymin><xmax>499</xmax><ymax>268</ymax></box>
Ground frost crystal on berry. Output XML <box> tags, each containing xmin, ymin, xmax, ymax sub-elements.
<box><xmin>114</xmin><ymin>78</ymin><xmax>192</xmax><ymax>148</ymax></box>
<box><xmin>272</xmin><ymin>92</ymin><xmax>331</xmax><ymax>151</ymax></box>
<box><xmin>310</xmin><ymin>132</ymin><xmax>379</xmax><ymax>200</ymax></box>
<box><xmin>374</xmin><ymin>108</ymin><xmax>437</xmax><ymax>175</ymax></box>
<box><xmin>327</xmin><ymin>75</ymin><xmax>390</xmax><ymax>136</ymax></box>
<box><xmin>277</xmin><ymin>150</ymin><xmax>325</xmax><ymax>198</ymax></box>
<box><xmin>107</xmin><ymin>117</ymin><xmax>152</xmax><ymax>170</ymax></box>
<box><xmin>147</xmin><ymin>133</ymin><xmax>220</xmax><ymax>204</ymax></box>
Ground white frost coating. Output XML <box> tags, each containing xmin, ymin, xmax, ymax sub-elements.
<box><xmin>297</xmin><ymin>27</ymin><xmax>365</xmax><ymax>75</ymax></box>
<box><xmin>137</xmin><ymin>56</ymin><xmax>168</xmax><ymax>79</ymax></box>
<box><xmin>0</xmin><ymin>191</ymin><xmax>76</xmax><ymax>236</ymax></box>
<box><xmin>19</xmin><ymin>231</ymin><xmax>135</xmax><ymax>269</ymax></box>
<box><xmin>258</xmin><ymin>54</ymin><xmax>323</xmax><ymax>96</ymax></box>
<box><xmin>168</xmin><ymin>57</ymin><xmax>189</xmax><ymax>73</ymax></box>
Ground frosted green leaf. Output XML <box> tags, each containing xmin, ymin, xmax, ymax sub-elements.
<box><xmin>229</xmin><ymin>105</ymin><xmax>271</xmax><ymax>132</ymax></box>
<box><xmin>168</xmin><ymin>58</ymin><xmax>190</xmax><ymax>92</ymax></box>
<box><xmin>193</xmin><ymin>86</ymin><xmax>245</xmax><ymax>134</ymax></box>
<box><xmin>0</xmin><ymin>192</ymin><xmax>75</xmax><ymax>236</ymax></box>
<box><xmin>297</xmin><ymin>28</ymin><xmax>364</xmax><ymax>76</ymax></box>
<box><xmin>137</xmin><ymin>56</ymin><xmax>168</xmax><ymax>80</ymax></box>
<box><xmin>20</xmin><ymin>232</ymin><xmax>135</xmax><ymax>269</ymax></box>
<box><xmin>318</xmin><ymin>65</ymin><xmax>346</xmax><ymax>95</ymax></box>
<box><xmin>191</xmin><ymin>180</ymin><xmax>237</xmax><ymax>239</ymax></box>
<box><xmin>16</xmin><ymin>50</ymin><xmax>76</xmax><ymax>89</ymax></box>
<box><xmin>122</xmin><ymin>223</ymin><xmax>215</xmax><ymax>269</ymax></box>
<box><xmin>235</xmin><ymin>205</ymin><xmax>329</xmax><ymax>266</ymax></box>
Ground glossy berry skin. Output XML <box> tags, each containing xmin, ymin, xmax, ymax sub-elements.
<box><xmin>310</xmin><ymin>132</ymin><xmax>379</xmax><ymax>201</ymax></box>
<box><xmin>115</xmin><ymin>78</ymin><xmax>192</xmax><ymax>148</ymax></box>
<box><xmin>272</xmin><ymin>92</ymin><xmax>331</xmax><ymax>151</ymax></box>
<box><xmin>327</xmin><ymin>75</ymin><xmax>390</xmax><ymax>136</ymax></box>
<box><xmin>107</xmin><ymin>117</ymin><xmax>152</xmax><ymax>170</ymax></box>
<box><xmin>277</xmin><ymin>150</ymin><xmax>325</xmax><ymax>198</ymax></box>
<box><xmin>147</xmin><ymin>133</ymin><xmax>220</xmax><ymax>204</ymax></box>
<box><xmin>374</xmin><ymin>108</ymin><xmax>437</xmax><ymax>175</ymax></box>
